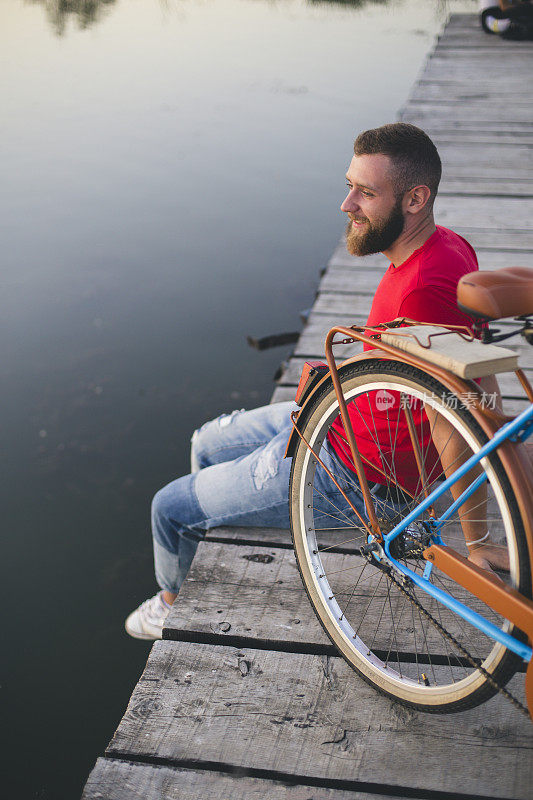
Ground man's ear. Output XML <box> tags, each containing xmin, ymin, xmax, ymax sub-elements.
<box><xmin>404</xmin><ymin>184</ymin><xmax>432</xmax><ymax>215</ymax></box>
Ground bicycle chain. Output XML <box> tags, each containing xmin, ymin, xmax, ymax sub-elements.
<box><xmin>383</xmin><ymin>564</ymin><xmax>530</xmax><ymax>718</ymax></box>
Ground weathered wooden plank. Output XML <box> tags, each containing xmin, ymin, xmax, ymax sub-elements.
<box><xmin>310</xmin><ymin>294</ymin><xmax>375</xmax><ymax>317</ymax></box>
<box><xmin>450</xmin><ymin>39</ymin><xmax>530</xmax><ymax>50</ymax></box>
<box><xmin>426</xmin><ymin>52</ymin><xmax>533</xmax><ymax>66</ymax></box>
<box><xmin>413</xmin><ymin>58</ymin><xmax>533</xmax><ymax>80</ymax></box>
<box><xmin>498</xmin><ymin>370</ymin><xmax>533</xmax><ymax>398</ymax></box>
<box><xmin>437</xmin><ymin>28</ymin><xmax>487</xmax><ymax>38</ymax></box>
<box><xmin>319</xmin><ymin>269</ymin><xmax>384</xmax><ymax>295</ymax></box>
<box><xmin>277</xmin><ymin>357</ymin><xmax>334</xmax><ymax>386</ymax></box>
<box><xmin>300</xmin><ymin>311</ymin><xmax>367</xmax><ymax>334</ymax></box>
<box><xmin>435</xmin><ymin>54</ymin><xmax>533</xmax><ymax>65</ymax></box>
<box><xmin>437</xmin><ymin>42</ymin><xmax>533</xmax><ymax>53</ymax></box>
<box><xmin>434</xmin><ymin>196</ymin><xmax>533</xmax><ymax>231</ymax></box>
<box><xmin>442</xmin><ymin>12</ymin><xmax>479</xmax><ymax>29</ymax></box>
<box><xmin>431</xmin><ymin>228</ymin><xmax>533</xmax><ymax>251</ymax></box>
<box><xmin>420</xmin><ymin>120</ymin><xmax>533</xmax><ymax>135</ymax></box>
<box><xmin>439</xmin><ymin>167</ymin><xmax>533</xmax><ymax>183</ymax></box>
<box><xmin>163</xmin><ymin>541</ymin><xmax>330</xmax><ymax>648</ymax></box>
<box><xmin>294</xmin><ymin>324</ymin><xmax>363</xmax><ymax>359</ymax></box>
<box><xmin>438</xmin><ymin>148</ymin><xmax>533</xmax><ymax>180</ymax></box>
<box><xmin>311</xmin><ymin>292</ymin><xmax>523</xmax><ymax>329</ymax></box>
<box><xmin>411</xmin><ymin>84</ymin><xmax>533</xmax><ymax>104</ymax></box>
<box><xmin>429</xmin><ymin>122</ymin><xmax>533</xmax><ymax>143</ymax></box>
<box><xmin>440</xmin><ymin>178</ymin><xmax>533</xmax><ymax>198</ymax></box>
<box><xmin>271</xmin><ymin>385</ymin><xmax>299</xmax><ymax>403</ymax></box>
<box><xmin>163</xmin><ymin>540</ymin><xmax>511</xmax><ymax>658</ymax></box>
<box><xmin>438</xmin><ymin>19</ymin><xmax>528</xmax><ymax>35</ymax></box>
<box><xmin>438</xmin><ymin>19</ymin><xmax>526</xmax><ymax>39</ymax></box>
<box><xmin>401</xmin><ymin>102</ymin><xmax>533</xmax><ymax>124</ymax></box>
<box><xmin>327</xmin><ymin>245</ymin><xmax>388</xmax><ymax>271</ymax></box>
<box><xmin>403</xmin><ymin>94</ymin><xmax>533</xmax><ymax>114</ymax></box>
<box><xmin>82</xmin><ymin>757</ymin><xmax>391</xmax><ymax>800</ymax></box>
<box><xmin>483</xmin><ymin>340</ymin><xmax>533</xmax><ymax>370</ymax></box>
<box><xmin>438</xmin><ymin>21</ymin><xmax>509</xmax><ymax>34</ymax></box>
<box><xmin>420</xmin><ymin>70</ymin><xmax>532</xmax><ymax>85</ymax></box>
<box><xmin>437</xmin><ymin>27</ymin><xmax>528</xmax><ymax>37</ymax></box>
<box><xmin>310</xmin><ymin>294</ymin><xmax>374</xmax><ymax>320</ymax></box>
<box><xmin>437</xmin><ymin>135</ymin><xmax>533</xmax><ymax>147</ymax></box>
<box><xmin>437</xmin><ymin>27</ymin><xmax>531</xmax><ymax>39</ymax></box>
<box><xmin>107</xmin><ymin>641</ymin><xmax>533</xmax><ymax>799</ymax></box>
<box><xmin>309</xmin><ymin>293</ymin><xmax>372</xmax><ymax>317</ymax></box>
<box><xmin>504</xmin><ymin>396</ymin><xmax>530</xmax><ymax>416</ymax></box>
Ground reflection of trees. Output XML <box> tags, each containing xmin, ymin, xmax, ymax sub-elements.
<box><xmin>28</xmin><ymin>0</ymin><xmax>117</xmax><ymax>36</ymax></box>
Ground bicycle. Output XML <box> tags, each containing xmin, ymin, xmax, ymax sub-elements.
<box><xmin>286</xmin><ymin>267</ymin><xmax>533</xmax><ymax>718</ymax></box>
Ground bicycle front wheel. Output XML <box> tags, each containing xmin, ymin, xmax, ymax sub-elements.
<box><xmin>289</xmin><ymin>359</ymin><xmax>530</xmax><ymax>712</ymax></box>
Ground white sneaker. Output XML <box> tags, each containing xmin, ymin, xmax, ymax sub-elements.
<box><xmin>125</xmin><ymin>591</ymin><xmax>172</xmax><ymax>640</ymax></box>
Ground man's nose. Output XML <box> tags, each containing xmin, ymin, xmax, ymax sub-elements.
<box><xmin>341</xmin><ymin>190</ymin><xmax>359</xmax><ymax>213</ymax></box>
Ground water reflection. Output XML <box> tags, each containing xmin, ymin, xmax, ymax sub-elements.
<box><xmin>28</xmin><ymin>0</ymin><xmax>117</xmax><ymax>35</ymax></box>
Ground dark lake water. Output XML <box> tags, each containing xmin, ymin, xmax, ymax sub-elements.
<box><xmin>1</xmin><ymin>0</ymin><xmax>473</xmax><ymax>797</ymax></box>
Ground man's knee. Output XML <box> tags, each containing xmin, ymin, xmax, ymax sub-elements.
<box><xmin>151</xmin><ymin>484</ymin><xmax>175</xmax><ymax>529</ymax></box>
<box><xmin>151</xmin><ymin>473</ymin><xmax>205</xmax><ymax>549</ymax></box>
<box><xmin>190</xmin><ymin>408</ymin><xmax>246</xmax><ymax>471</ymax></box>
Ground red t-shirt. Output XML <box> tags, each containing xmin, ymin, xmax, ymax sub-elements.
<box><xmin>327</xmin><ymin>226</ymin><xmax>479</xmax><ymax>493</ymax></box>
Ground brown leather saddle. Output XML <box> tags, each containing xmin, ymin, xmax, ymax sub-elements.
<box><xmin>457</xmin><ymin>267</ymin><xmax>533</xmax><ymax>321</ymax></box>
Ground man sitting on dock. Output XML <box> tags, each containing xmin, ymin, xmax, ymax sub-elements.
<box><xmin>125</xmin><ymin>122</ymin><xmax>504</xmax><ymax>640</ymax></box>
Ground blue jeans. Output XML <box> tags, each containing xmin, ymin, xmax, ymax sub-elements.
<box><xmin>152</xmin><ymin>402</ymin><xmax>369</xmax><ymax>593</ymax></box>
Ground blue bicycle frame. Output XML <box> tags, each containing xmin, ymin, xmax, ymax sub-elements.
<box><xmin>380</xmin><ymin>402</ymin><xmax>533</xmax><ymax>664</ymax></box>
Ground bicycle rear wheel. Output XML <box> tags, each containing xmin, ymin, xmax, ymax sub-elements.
<box><xmin>289</xmin><ymin>359</ymin><xmax>531</xmax><ymax>712</ymax></box>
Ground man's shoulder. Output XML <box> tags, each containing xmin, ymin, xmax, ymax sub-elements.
<box><xmin>432</xmin><ymin>225</ymin><xmax>478</xmax><ymax>267</ymax></box>
<box><xmin>419</xmin><ymin>225</ymin><xmax>478</xmax><ymax>282</ymax></box>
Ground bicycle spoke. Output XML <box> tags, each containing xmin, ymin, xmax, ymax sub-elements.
<box><xmin>312</xmin><ymin>485</ymin><xmax>361</xmax><ymax>528</ymax></box>
<box><xmin>385</xmin><ymin>582</ymin><xmax>404</xmax><ymax>677</ymax></box>
<box><xmin>355</xmin><ymin>571</ymin><xmax>388</xmax><ymax>636</ymax></box>
<box><xmin>315</xmin><ymin>533</ymin><xmax>368</xmax><ymax>552</ymax></box>
<box><xmin>410</xmin><ymin>599</ymin><xmax>421</xmax><ymax>683</ymax></box>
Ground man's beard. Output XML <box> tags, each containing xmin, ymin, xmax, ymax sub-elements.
<box><xmin>346</xmin><ymin>197</ymin><xmax>405</xmax><ymax>257</ymax></box>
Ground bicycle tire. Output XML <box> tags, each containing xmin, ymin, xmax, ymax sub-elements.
<box><xmin>289</xmin><ymin>359</ymin><xmax>531</xmax><ymax>712</ymax></box>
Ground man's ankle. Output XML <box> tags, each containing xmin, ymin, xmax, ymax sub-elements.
<box><xmin>162</xmin><ymin>590</ymin><xmax>177</xmax><ymax>607</ymax></box>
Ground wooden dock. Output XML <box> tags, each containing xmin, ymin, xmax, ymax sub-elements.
<box><xmin>82</xmin><ymin>14</ymin><xmax>533</xmax><ymax>800</ymax></box>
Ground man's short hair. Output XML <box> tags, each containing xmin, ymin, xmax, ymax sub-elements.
<box><xmin>354</xmin><ymin>123</ymin><xmax>442</xmax><ymax>206</ymax></box>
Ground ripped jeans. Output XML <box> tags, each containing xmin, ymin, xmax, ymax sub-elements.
<box><xmin>151</xmin><ymin>402</ymin><xmax>368</xmax><ymax>593</ymax></box>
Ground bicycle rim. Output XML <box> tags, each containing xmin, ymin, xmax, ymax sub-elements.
<box><xmin>289</xmin><ymin>360</ymin><xmax>530</xmax><ymax>711</ymax></box>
